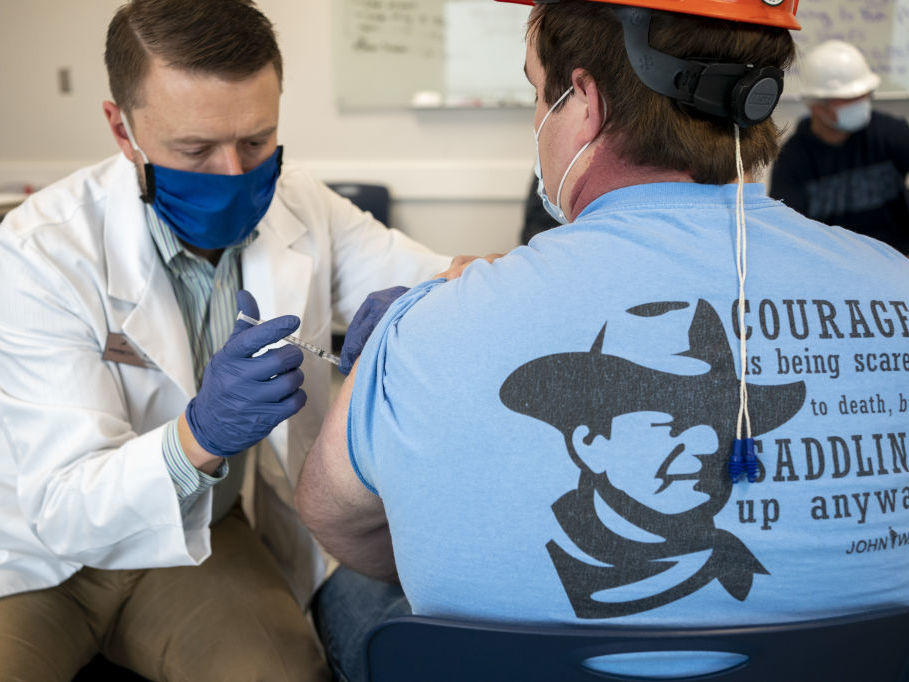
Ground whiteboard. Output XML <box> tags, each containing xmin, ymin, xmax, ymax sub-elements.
<box><xmin>332</xmin><ymin>0</ymin><xmax>445</xmax><ymax>109</ymax></box>
<box><xmin>444</xmin><ymin>2</ymin><xmax>533</xmax><ymax>106</ymax></box>
<box><xmin>332</xmin><ymin>0</ymin><xmax>533</xmax><ymax>109</ymax></box>
<box><xmin>788</xmin><ymin>0</ymin><xmax>909</xmax><ymax>98</ymax></box>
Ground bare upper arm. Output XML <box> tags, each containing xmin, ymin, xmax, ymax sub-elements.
<box><xmin>295</xmin><ymin>361</ymin><xmax>386</xmax><ymax>537</ymax></box>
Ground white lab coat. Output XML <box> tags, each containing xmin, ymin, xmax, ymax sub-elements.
<box><xmin>0</xmin><ymin>154</ymin><xmax>448</xmax><ymax>599</ymax></box>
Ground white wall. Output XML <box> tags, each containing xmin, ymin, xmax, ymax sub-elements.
<box><xmin>1</xmin><ymin>0</ymin><xmax>907</xmax><ymax>255</ymax></box>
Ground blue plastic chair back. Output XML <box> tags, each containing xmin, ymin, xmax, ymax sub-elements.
<box><xmin>327</xmin><ymin>183</ymin><xmax>391</xmax><ymax>227</ymax></box>
<box><xmin>366</xmin><ymin>607</ymin><xmax>909</xmax><ymax>682</ymax></box>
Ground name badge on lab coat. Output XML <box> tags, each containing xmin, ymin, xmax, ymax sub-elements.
<box><xmin>102</xmin><ymin>332</ymin><xmax>155</xmax><ymax>369</ymax></box>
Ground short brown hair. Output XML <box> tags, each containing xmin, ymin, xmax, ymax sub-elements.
<box><xmin>105</xmin><ymin>0</ymin><xmax>283</xmax><ymax>112</ymax></box>
<box><xmin>529</xmin><ymin>1</ymin><xmax>795</xmax><ymax>184</ymax></box>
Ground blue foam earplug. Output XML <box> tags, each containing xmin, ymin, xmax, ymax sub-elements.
<box><xmin>744</xmin><ymin>438</ymin><xmax>758</xmax><ymax>483</ymax></box>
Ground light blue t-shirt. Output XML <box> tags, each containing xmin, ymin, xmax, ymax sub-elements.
<box><xmin>348</xmin><ymin>182</ymin><xmax>909</xmax><ymax>676</ymax></box>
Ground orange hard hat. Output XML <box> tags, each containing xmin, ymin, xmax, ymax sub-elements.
<box><xmin>494</xmin><ymin>0</ymin><xmax>800</xmax><ymax>30</ymax></box>
<box><xmin>504</xmin><ymin>0</ymin><xmax>799</xmax><ymax>126</ymax></box>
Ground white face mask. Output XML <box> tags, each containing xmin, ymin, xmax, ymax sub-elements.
<box><xmin>834</xmin><ymin>98</ymin><xmax>872</xmax><ymax>132</ymax></box>
<box><xmin>533</xmin><ymin>87</ymin><xmax>606</xmax><ymax>225</ymax></box>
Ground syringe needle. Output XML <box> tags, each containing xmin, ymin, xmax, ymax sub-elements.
<box><xmin>236</xmin><ymin>312</ymin><xmax>341</xmax><ymax>366</ymax></box>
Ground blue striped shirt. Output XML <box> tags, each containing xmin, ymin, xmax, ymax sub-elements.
<box><xmin>146</xmin><ymin>207</ymin><xmax>257</xmax><ymax>520</ymax></box>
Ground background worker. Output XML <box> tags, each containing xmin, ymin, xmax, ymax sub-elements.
<box><xmin>770</xmin><ymin>40</ymin><xmax>909</xmax><ymax>254</ymax></box>
<box><xmin>0</xmin><ymin>0</ymin><xmax>452</xmax><ymax>680</ymax></box>
<box><xmin>297</xmin><ymin>2</ymin><xmax>909</xmax><ymax>681</ymax></box>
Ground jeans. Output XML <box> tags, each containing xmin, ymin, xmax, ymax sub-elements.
<box><xmin>312</xmin><ymin>567</ymin><xmax>412</xmax><ymax>682</ymax></box>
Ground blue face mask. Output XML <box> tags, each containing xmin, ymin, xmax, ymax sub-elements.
<box><xmin>121</xmin><ymin>116</ymin><xmax>281</xmax><ymax>249</ymax></box>
<box><xmin>533</xmin><ymin>87</ymin><xmax>607</xmax><ymax>225</ymax></box>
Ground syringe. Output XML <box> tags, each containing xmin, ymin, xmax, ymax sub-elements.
<box><xmin>236</xmin><ymin>312</ymin><xmax>341</xmax><ymax>366</ymax></box>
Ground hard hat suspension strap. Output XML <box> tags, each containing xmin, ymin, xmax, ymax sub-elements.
<box><xmin>614</xmin><ymin>6</ymin><xmax>783</xmax><ymax>127</ymax></box>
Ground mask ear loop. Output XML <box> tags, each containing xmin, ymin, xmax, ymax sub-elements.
<box><xmin>554</xmin><ymin>94</ymin><xmax>609</xmax><ymax>219</ymax></box>
<box><xmin>729</xmin><ymin>124</ymin><xmax>757</xmax><ymax>484</ymax></box>
<box><xmin>120</xmin><ymin>113</ymin><xmax>155</xmax><ymax>203</ymax></box>
<box><xmin>535</xmin><ymin>87</ymin><xmax>574</xmax><ymax>143</ymax></box>
<box><xmin>534</xmin><ymin>87</ymin><xmax>575</xmax><ymax>223</ymax></box>
<box><xmin>120</xmin><ymin>114</ymin><xmax>148</xmax><ymax>163</ymax></box>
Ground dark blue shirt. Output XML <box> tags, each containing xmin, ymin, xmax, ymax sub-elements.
<box><xmin>770</xmin><ymin>112</ymin><xmax>909</xmax><ymax>255</ymax></box>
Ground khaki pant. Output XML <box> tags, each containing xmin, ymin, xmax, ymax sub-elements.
<box><xmin>0</xmin><ymin>507</ymin><xmax>329</xmax><ymax>682</ymax></box>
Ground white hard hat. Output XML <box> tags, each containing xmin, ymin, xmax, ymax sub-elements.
<box><xmin>799</xmin><ymin>40</ymin><xmax>881</xmax><ymax>100</ymax></box>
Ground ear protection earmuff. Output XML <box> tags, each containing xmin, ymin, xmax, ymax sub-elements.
<box><xmin>614</xmin><ymin>6</ymin><xmax>784</xmax><ymax>127</ymax></box>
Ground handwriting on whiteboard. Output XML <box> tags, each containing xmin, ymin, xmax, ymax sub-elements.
<box><xmin>344</xmin><ymin>0</ymin><xmax>444</xmax><ymax>60</ymax></box>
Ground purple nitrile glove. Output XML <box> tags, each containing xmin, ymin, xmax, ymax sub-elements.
<box><xmin>339</xmin><ymin>286</ymin><xmax>410</xmax><ymax>375</ymax></box>
<box><xmin>185</xmin><ymin>290</ymin><xmax>307</xmax><ymax>457</ymax></box>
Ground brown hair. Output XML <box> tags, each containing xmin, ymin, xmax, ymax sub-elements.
<box><xmin>105</xmin><ymin>0</ymin><xmax>283</xmax><ymax>112</ymax></box>
<box><xmin>529</xmin><ymin>1</ymin><xmax>795</xmax><ymax>183</ymax></box>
